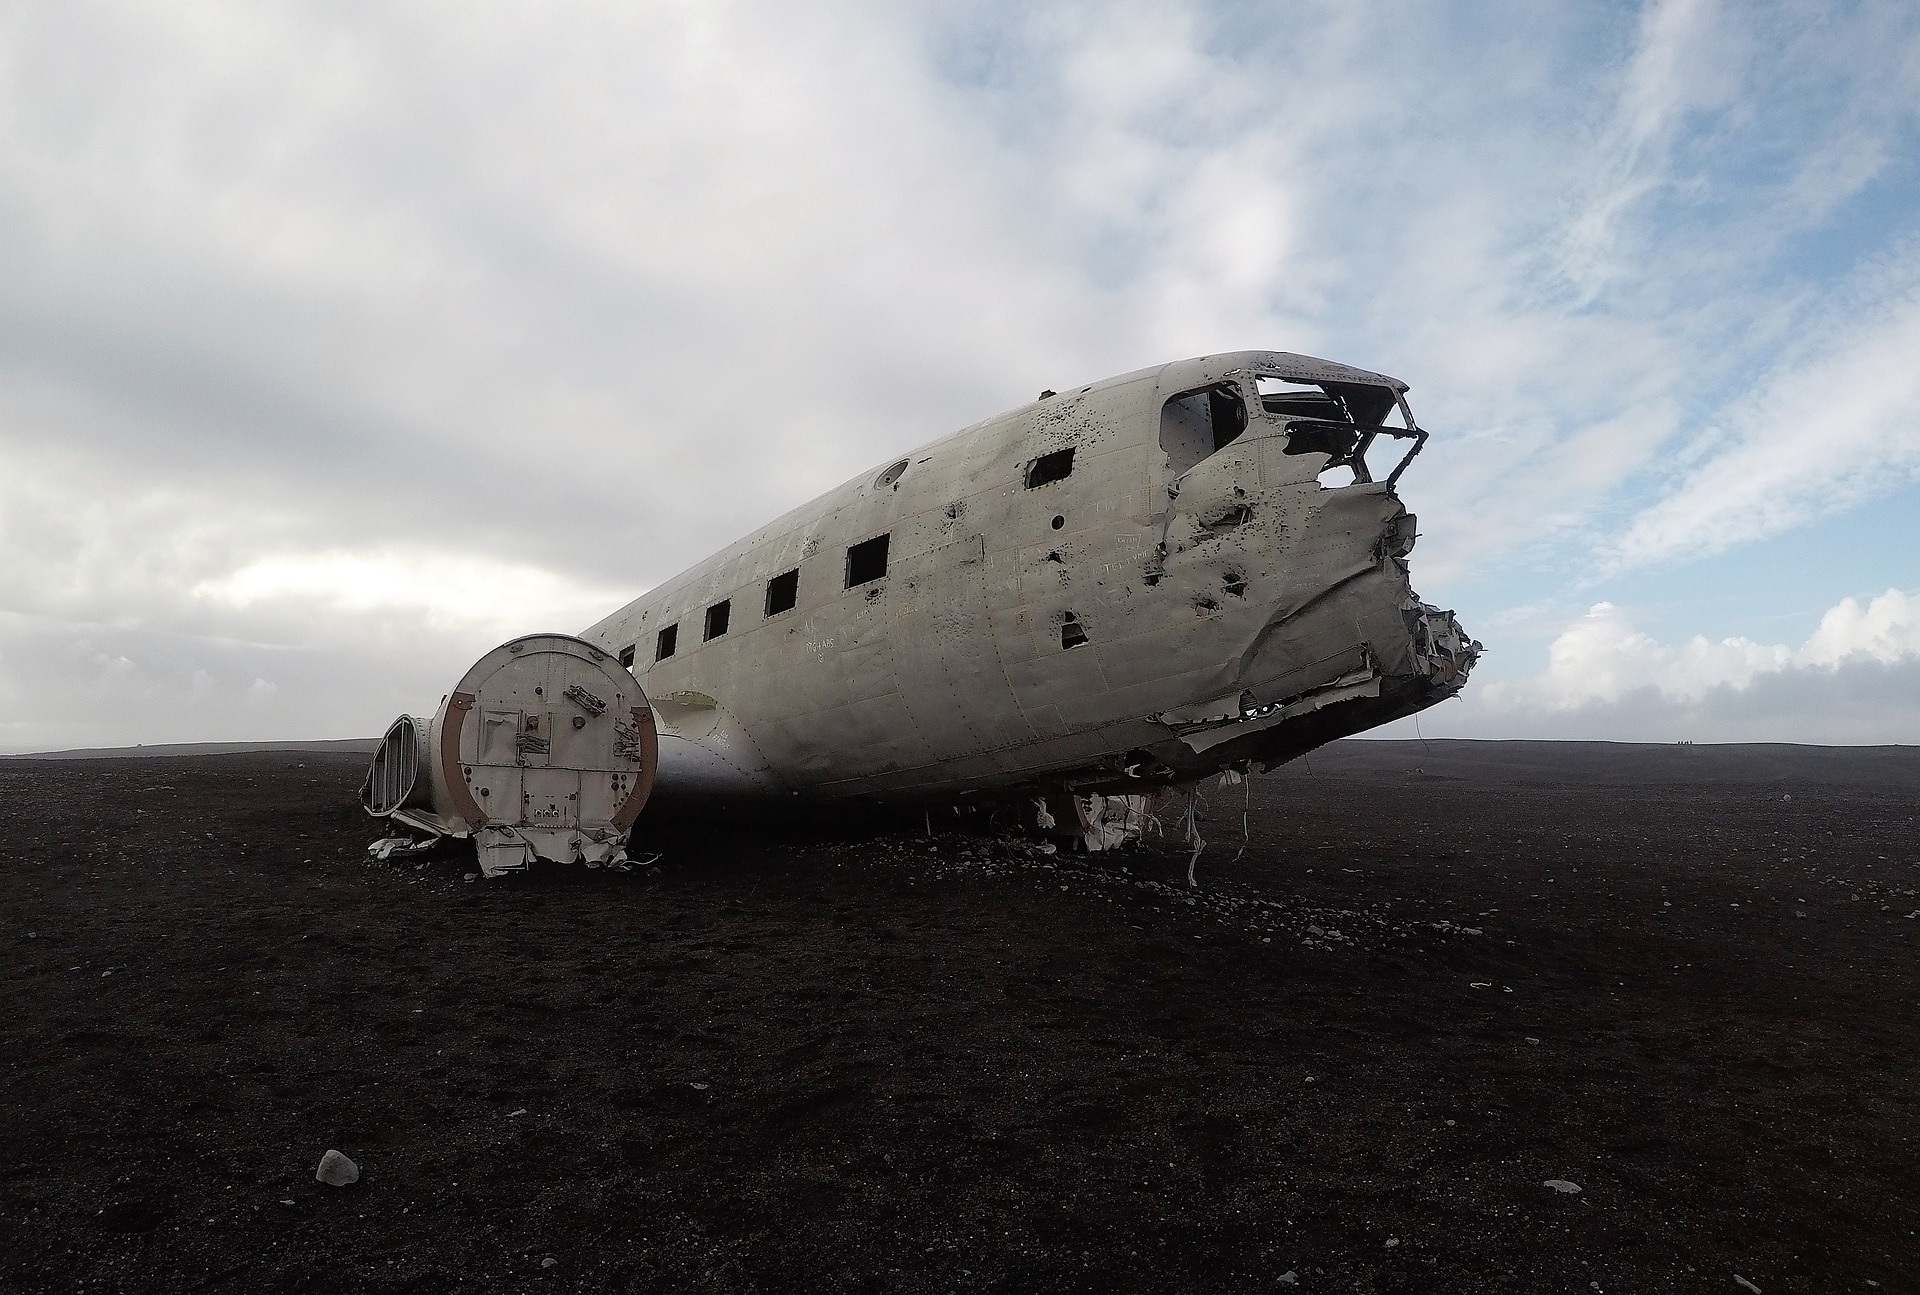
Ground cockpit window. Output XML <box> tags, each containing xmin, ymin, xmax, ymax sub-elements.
<box><xmin>1159</xmin><ymin>372</ymin><xmax>1428</xmax><ymax>487</ymax></box>
<box><xmin>1159</xmin><ymin>382</ymin><xmax>1248</xmax><ymax>478</ymax></box>
<box><xmin>1258</xmin><ymin>373</ymin><xmax>1425</xmax><ymax>486</ymax></box>
<box><xmin>1255</xmin><ymin>377</ymin><xmax>1348</xmax><ymax>421</ymax></box>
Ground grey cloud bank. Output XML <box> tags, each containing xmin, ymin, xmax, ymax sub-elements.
<box><xmin>1394</xmin><ymin>657</ymin><xmax>1920</xmax><ymax>746</ymax></box>
<box><xmin>3</xmin><ymin>1</ymin><xmax>1919</xmax><ymax>751</ymax></box>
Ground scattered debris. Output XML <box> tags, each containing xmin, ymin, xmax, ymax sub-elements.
<box><xmin>315</xmin><ymin>1150</ymin><xmax>359</xmax><ymax>1187</ymax></box>
<box><xmin>509</xmin><ymin>1109</ymin><xmax>527</xmax><ymax>1118</ymax></box>
<box><xmin>1543</xmin><ymin>1179</ymin><xmax>1581</xmax><ymax>1194</ymax></box>
<box><xmin>541</xmin><ymin>1258</ymin><xmax>558</xmax><ymax>1269</ymax></box>
<box><xmin>1277</xmin><ymin>1273</ymin><xmax>1298</xmax><ymax>1286</ymax></box>
<box><xmin>368</xmin><ymin>836</ymin><xmax>434</xmax><ymax>861</ymax></box>
<box><xmin>1734</xmin><ymin>1277</ymin><xmax>1761</xmax><ymax>1294</ymax></box>
<box><xmin>803</xmin><ymin>832</ymin><xmax>1483</xmax><ymax>952</ymax></box>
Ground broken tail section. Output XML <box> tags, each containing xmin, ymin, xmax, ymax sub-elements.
<box><xmin>361</xmin><ymin>633</ymin><xmax>657</xmax><ymax>877</ymax></box>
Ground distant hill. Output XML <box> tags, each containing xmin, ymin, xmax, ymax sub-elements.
<box><xmin>1283</xmin><ymin>737</ymin><xmax>1920</xmax><ymax>791</ymax></box>
<box><xmin>0</xmin><ymin>737</ymin><xmax>381</xmax><ymax>761</ymax></box>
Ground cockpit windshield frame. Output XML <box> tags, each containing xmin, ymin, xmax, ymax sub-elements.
<box><xmin>1251</xmin><ymin>373</ymin><xmax>1428</xmax><ymax>486</ymax></box>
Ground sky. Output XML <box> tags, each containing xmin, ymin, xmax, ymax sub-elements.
<box><xmin>2</xmin><ymin>0</ymin><xmax>1919</xmax><ymax>753</ymax></box>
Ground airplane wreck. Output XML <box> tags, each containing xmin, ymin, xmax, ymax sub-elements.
<box><xmin>362</xmin><ymin>351</ymin><xmax>1480</xmax><ymax>876</ymax></box>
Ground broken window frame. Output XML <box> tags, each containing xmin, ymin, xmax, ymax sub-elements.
<box><xmin>845</xmin><ymin>533</ymin><xmax>889</xmax><ymax>588</ymax></box>
<box><xmin>618</xmin><ymin>644</ymin><xmax>636</xmax><ymax>669</ymax></box>
<box><xmin>1158</xmin><ymin>382</ymin><xmax>1251</xmax><ymax>479</ymax></box>
<box><xmin>703</xmin><ymin>600</ymin><xmax>730</xmax><ymax>641</ymax></box>
<box><xmin>1255</xmin><ymin>374</ymin><xmax>1428</xmax><ymax>486</ymax></box>
<box><xmin>765</xmin><ymin>568</ymin><xmax>799</xmax><ymax>617</ymax></box>
<box><xmin>655</xmin><ymin>624</ymin><xmax>678</xmax><ymax>661</ymax></box>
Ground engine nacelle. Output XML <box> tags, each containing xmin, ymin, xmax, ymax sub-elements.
<box><xmin>361</xmin><ymin>633</ymin><xmax>658</xmax><ymax>876</ymax></box>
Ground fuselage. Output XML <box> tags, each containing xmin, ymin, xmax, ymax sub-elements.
<box><xmin>581</xmin><ymin>350</ymin><xmax>1478</xmax><ymax>805</ymax></box>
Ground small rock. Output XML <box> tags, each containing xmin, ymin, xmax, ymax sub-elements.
<box><xmin>1277</xmin><ymin>1274</ymin><xmax>1298</xmax><ymax>1286</ymax></box>
<box><xmin>541</xmin><ymin>1257</ymin><xmax>557</xmax><ymax>1269</ymax></box>
<box><xmin>1543</xmin><ymin>1179</ymin><xmax>1581</xmax><ymax>1194</ymax></box>
<box><xmin>689</xmin><ymin>1082</ymin><xmax>711</xmax><ymax>1091</ymax></box>
<box><xmin>464</xmin><ymin>873</ymin><xmax>479</xmax><ymax>883</ymax></box>
<box><xmin>1525</xmin><ymin>1037</ymin><xmax>1541</xmax><ymax>1045</ymax></box>
<box><xmin>315</xmin><ymin>1150</ymin><xmax>359</xmax><ymax>1187</ymax></box>
<box><xmin>1384</xmin><ymin>1237</ymin><xmax>1400</xmax><ymax>1248</ymax></box>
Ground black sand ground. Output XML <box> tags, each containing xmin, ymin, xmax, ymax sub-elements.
<box><xmin>2</xmin><ymin>741</ymin><xmax>1917</xmax><ymax>1293</ymax></box>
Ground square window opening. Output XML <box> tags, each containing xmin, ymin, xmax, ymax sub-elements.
<box><xmin>765</xmin><ymin>568</ymin><xmax>799</xmax><ymax>616</ymax></box>
<box><xmin>846</xmin><ymin>534</ymin><xmax>889</xmax><ymax>588</ymax></box>
<box><xmin>1061</xmin><ymin>614</ymin><xmax>1088</xmax><ymax>650</ymax></box>
<box><xmin>618</xmin><ymin>644</ymin><xmax>636</xmax><ymax>669</ymax></box>
<box><xmin>655</xmin><ymin>624</ymin><xmax>678</xmax><ymax>661</ymax></box>
<box><xmin>704</xmin><ymin>600</ymin><xmax>731</xmax><ymax>641</ymax></box>
<box><xmin>1025</xmin><ymin>446</ymin><xmax>1075</xmax><ymax>489</ymax></box>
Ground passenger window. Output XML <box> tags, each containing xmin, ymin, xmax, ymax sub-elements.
<box><xmin>655</xmin><ymin>624</ymin><xmax>678</xmax><ymax>661</ymax></box>
<box><xmin>1158</xmin><ymin>383</ymin><xmax>1248</xmax><ymax>478</ymax></box>
<box><xmin>846</xmin><ymin>534</ymin><xmax>889</xmax><ymax>587</ymax></box>
<box><xmin>618</xmin><ymin>644</ymin><xmax>636</xmax><ymax>669</ymax></box>
<box><xmin>765</xmin><ymin>568</ymin><xmax>799</xmax><ymax>616</ymax></box>
<box><xmin>1025</xmin><ymin>446</ymin><xmax>1075</xmax><ymax>489</ymax></box>
<box><xmin>704</xmin><ymin>600</ymin><xmax>731</xmax><ymax>641</ymax></box>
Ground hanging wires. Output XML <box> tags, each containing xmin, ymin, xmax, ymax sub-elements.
<box><xmin>1184</xmin><ymin>786</ymin><xmax>1206</xmax><ymax>887</ymax></box>
<box><xmin>1234</xmin><ymin>770</ymin><xmax>1251</xmax><ymax>862</ymax></box>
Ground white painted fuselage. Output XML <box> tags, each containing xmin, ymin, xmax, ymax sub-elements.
<box><xmin>580</xmin><ymin>350</ymin><xmax>1478</xmax><ymax>810</ymax></box>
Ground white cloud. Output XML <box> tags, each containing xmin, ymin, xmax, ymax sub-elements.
<box><xmin>1558</xmin><ymin>0</ymin><xmax>1746</xmax><ymax>300</ymax></box>
<box><xmin>1363</xmin><ymin>588</ymin><xmax>1920</xmax><ymax>744</ymax></box>
<box><xmin>1800</xmin><ymin>588</ymin><xmax>1920</xmax><ymax>667</ymax></box>
<box><xmin>1466</xmin><ymin>584</ymin><xmax>1920</xmax><ymax>707</ymax></box>
<box><xmin>195</xmin><ymin>550</ymin><xmax>624</xmax><ymax>636</ymax></box>
<box><xmin>1608</xmin><ymin>265</ymin><xmax>1920</xmax><ymax>568</ymax></box>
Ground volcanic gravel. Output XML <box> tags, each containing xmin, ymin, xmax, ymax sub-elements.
<box><xmin>2</xmin><ymin>740</ymin><xmax>1917</xmax><ymax>1293</ymax></box>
